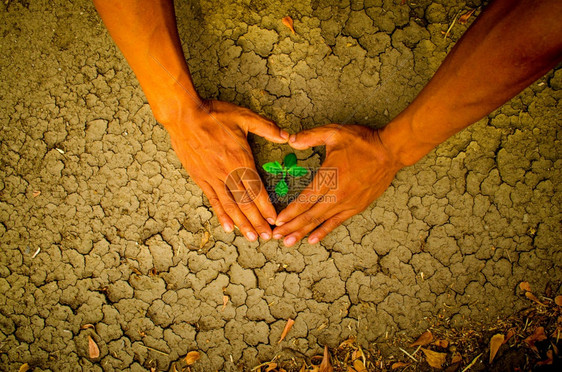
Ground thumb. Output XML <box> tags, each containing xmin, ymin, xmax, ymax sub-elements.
<box><xmin>288</xmin><ymin>124</ymin><xmax>340</xmax><ymax>150</ymax></box>
<box><xmin>247</xmin><ymin>115</ymin><xmax>290</xmax><ymax>144</ymax></box>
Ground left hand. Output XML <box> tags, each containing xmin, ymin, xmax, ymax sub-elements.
<box><xmin>272</xmin><ymin>124</ymin><xmax>403</xmax><ymax>246</ymax></box>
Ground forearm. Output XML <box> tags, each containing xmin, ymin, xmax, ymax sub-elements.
<box><xmin>381</xmin><ymin>0</ymin><xmax>562</xmax><ymax>167</ymax></box>
<box><xmin>92</xmin><ymin>0</ymin><xmax>203</xmax><ymax>128</ymax></box>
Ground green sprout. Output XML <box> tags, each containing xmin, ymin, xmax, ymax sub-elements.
<box><xmin>262</xmin><ymin>153</ymin><xmax>308</xmax><ymax>197</ymax></box>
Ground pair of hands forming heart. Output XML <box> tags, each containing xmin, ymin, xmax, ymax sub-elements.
<box><xmin>163</xmin><ymin>98</ymin><xmax>403</xmax><ymax>247</ymax></box>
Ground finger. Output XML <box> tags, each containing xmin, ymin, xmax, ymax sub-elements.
<box><xmin>275</xmin><ymin>175</ymin><xmax>332</xmax><ymax>226</ymax></box>
<box><xmin>200</xmin><ymin>181</ymin><xmax>235</xmax><ymax>233</ymax></box>
<box><xmin>238</xmin><ymin>167</ymin><xmax>277</xmax><ymax>224</ymax></box>
<box><xmin>307</xmin><ymin>211</ymin><xmax>354</xmax><ymax>244</ymax></box>
<box><xmin>246</xmin><ymin>114</ymin><xmax>290</xmax><ymax>143</ymax></box>
<box><xmin>215</xmin><ymin>184</ymin><xmax>259</xmax><ymax>241</ymax></box>
<box><xmin>288</xmin><ymin>124</ymin><xmax>341</xmax><ymax>150</ymax></box>
<box><xmin>275</xmin><ymin>203</ymin><xmax>335</xmax><ymax>247</ymax></box>
<box><xmin>225</xmin><ymin>172</ymin><xmax>272</xmax><ymax>240</ymax></box>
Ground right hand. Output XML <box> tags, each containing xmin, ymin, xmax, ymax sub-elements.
<box><xmin>162</xmin><ymin>99</ymin><xmax>289</xmax><ymax>242</ymax></box>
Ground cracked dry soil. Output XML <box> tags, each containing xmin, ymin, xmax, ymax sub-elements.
<box><xmin>1</xmin><ymin>0</ymin><xmax>561</xmax><ymax>370</ymax></box>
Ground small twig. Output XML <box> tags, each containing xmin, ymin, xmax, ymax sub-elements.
<box><xmin>461</xmin><ymin>353</ymin><xmax>482</xmax><ymax>372</ymax></box>
<box><xmin>139</xmin><ymin>345</ymin><xmax>169</xmax><ymax>356</ymax></box>
<box><xmin>399</xmin><ymin>347</ymin><xmax>418</xmax><ymax>362</ymax></box>
<box><xmin>412</xmin><ymin>345</ymin><xmax>421</xmax><ymax>356</ymax></box>
<box><xmin>444</xmin><ymin>11</ymin><xmax>461</xmax><ymax>39</ymax></box>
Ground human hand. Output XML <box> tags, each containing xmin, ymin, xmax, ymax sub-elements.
<box><xmin>272</xmin><ymin>124</ymin><xmax>403</xmax><ymax>246</ymax></box>
<box><xmin>163</xmin><ymin>99</ymin><xmax>289</xmax><ymax>242</ymax></box>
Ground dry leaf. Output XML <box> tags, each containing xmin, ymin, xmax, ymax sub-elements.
<box><xmin>524</xmin><ymin>327</ymin><xmax>547</xmax><ymax>352</ymax></box>
<box><xmin>555</xmin><ymin>295</ymin><xmax>562</xmax><ymax>306</ymax></box>
<box><xmin>451</xmin><ymin>353</ymin><xmax>462</xmax><ymax>364</ymax></box>
<box><xmin>353</xmin><ymin>359</ymin><xmax>367</xmax><ymax>372</ymax></box>
<box><xmin>421</xmin><ymin>348</ymin><xmax>446</xmax><ymax>369</ymax></box>
<box><xmin>88</xmin><ymin>336</ymin><xmax>100</xmax><ymax>359</ymax></box>
<box><xmin>391</xmin><ymin>362</ymin><xmax>410</xmax><ymax>369</ymax></box>
<box><xmin>319</xmin><ymin>345</ymin><xmax>333</xmax><ymax>372</ymax></box>
<box><xmin>19</xmin><ymin>363</ymin><xmax>30</xmax><ymax>372</ymax></box>
<box><xmin>536</xmin><ymin>350</ymin><xmax>554</xmax><ymax>366</ymax></box>
<box><xmin>347</xmin><ymin>367</ymin><xmax>358</xmax><ymax>372</ymax></box>
<box><xmin>32</xmin><ymin>190</ymin><xmax>41</xmax><ymax>197</ymax></box>
<box><xmin>278</xmin><ymin>318</ymin><xmax>295</xmax><ymax>343</ymax></box>
<box><xmin>299</xmin><ymin>363</ymin><xmax>307</xmax><ymax>372</ymax></box>
<box><xmin>222</xmin><ymin>295</ymin><xmax>229</xmax><ymax>311</ymax></box>
<box><xmin>81</xmin><ymin>324</ymin><xmax>95</xmax><ymax>329</ymax></box>
<box><xmin>525</xmin><ymin>291</ymin><xmax>545</xmax><ymax>305</ymax></box>
<box><xmin>185</xmin><ymin>351</ymin><xmax>201</xmax><ymax>365</ymax></box>
<box><xmin>458</xmin><ymin>9</ymin><xmax>476</xmax><ymax>24</ymax></box>
<box><xmin>504</xmin><ymin>329</ymin><xmax>515</xmax><ymax>344</ymax></box>
<box><xmin>489</xmin><ymin>334</ymin><xmax>504</xmax><ymax>363</ymax></box>
<box><xmin>282</xmin><ymin>16</ymin><xmax>295</xmax><ymax>34</ymax></box>
<box><xmin>433</xmin><ymin>339</ymin><xmax>449</xmax><ymax>348</ymax></box>
<box><xmin>265</xmin><ymin>362</ymin><xmax>278</xmax><ymax>371</ymax></box>
<box><xmin>339</xmin><ymin>337</ymin><xmax>356</xmax><ymax>348</ymax></box>
<box><xmin>200</xmin><ymin>231</ymin><xmax>210</xmax><ymax>249</ymax></box>
<box><xmin>150</xmin><ymin>368</ymin><xmax>156</xmax><ymax>372</ymax></box>
<box><xmin>519</xmin><ymin>281</ymin><xmax>532</xmax><ymax>292</ymax></box>
<box><xmin>410</xmin><ymin>331</ymin><xmax>433</xmax><ymax>347</ymax></box>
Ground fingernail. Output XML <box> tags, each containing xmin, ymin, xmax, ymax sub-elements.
<box><xmin>246</xmin><ymin>231</ymin><xmax>257</xmax><ymax>241</ymax></box>
<box><xmin>223</xmin><ymin>223</ymin><xmax>233</xmax><ymax>233</ymax></box>
<box><xmin>267</xmin><ymin>218</ymin><xmax>275</xmax><ymax>225</ymax></box>
<box><xmin>309</xmin><ymin>236</ymin><xmax>319</xmax><ymax>244</ymax></box>
<box><xmin>280</xmin><ymin>130</ymin><xmax>289</xmax><ymax>140</ymax></box>
<box><xmin>289</xmin><ymin>134</ymin><xmax>296</xmax><ymax>143</ymax></box>
<box><xmin>276</xmin><ymin>220</ymin><xmax>285</xmax><ymax>226</ymax></box>
<box><xmin>284</xmin><ymin>236</ymin><xmax>296</xmax><ymax>246</ymax></box>
<box><xmin>273</xmin><ymin>234</ymin><xmax>283</xmax><ymax>240</ymax></box>
<box><xmin>260</xmin><ymin>232</ymin><xmax>271</xmax><ymax>240</ymax></box>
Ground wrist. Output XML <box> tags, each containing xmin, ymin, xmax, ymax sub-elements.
<box><xmin>378</xmin><ymin>114</ymin><xmax>438</xmax><ymax>167</ymax></box>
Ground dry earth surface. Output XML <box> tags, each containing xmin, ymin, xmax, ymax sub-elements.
<box><xmin>1</xmin><ymin>0</ymin><xmax>561</xmax><ymax>371</ymax></box>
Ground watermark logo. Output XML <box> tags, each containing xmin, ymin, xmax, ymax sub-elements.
<box><xmin>224</xmin><ymin>167</ymin><xmax>262</xmax><ymax>204</ymax></box>
<box><xmin>225</xmin><ymin>167</ymin><xmax>339</xmax><ymax>205</ymax></box>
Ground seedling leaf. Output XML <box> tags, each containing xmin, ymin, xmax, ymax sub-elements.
<box><xmin>276</xmin><ymin>179</ymin><xmax>289</xmax><ymax>196</ymax></box>
<box><xmin>288</xmin><ymin>165</ymin><xmax>308</xmax><ymax>177</ymax></box>
<box><xmin>263</xmin><ymin>161</ymin><xmax>283</xmax><ymax>175</ymax></box>
<box><xmin>284</xmin><ymin>153</ymin><xmax>297</xmax><ymax>168</ymax></box>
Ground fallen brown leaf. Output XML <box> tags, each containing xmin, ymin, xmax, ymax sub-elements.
<box><xmin>451</xmin><ymin>353</ymin><xmax>462</xmax><ymax>364</ymax></box>
<box><xmin>200</xmin><ymin>231</ymin><xmax>210</xmax><ymax>249</ymax></box>
<box><xmin>536</xmin><ymin>350</ymin><xmax>554</xmax><ymax>366</ymax></box>
<box><xmin>32</xmin><ymin>190</ymin><xmax>41</xmax><ymax>197</ymax></box>
<box><xmin>525</xmin><ymin>291</ymin><xmax>545</xmax><ymax>305</ymax></box>
<box><xmin>81</xmin><ymin>324</ymin><xmax>95</xmax><ymax>329</ymax></box>
<box><xmin>19</xmin><ymin>363</ymin><xmax>30</xmax><ymax>372</ymax></box>
<box><xmin>319</xmin><ymin>345</ymin><xmax>333</xmax><ymax>372</ymax></box>
<box><xmin>150</xmin><ymin>368</ymin><xmax>156</xmax><ymax>372</ymax></box>
<box><xmin>282</xmin><ymin>16</ymin><xmax>295</xmax><ymax>34</ymax></box>
<box><xmin>88</xmin><ymin>336</ymin><xmax>100</xmax><ymax>359</ymax></box>
<box><xmin>353</xmin><ymin>359</ymin><xmax>367</xmax><ymax>372</ymax></box>
<box><xmin>391</xmin><ymin>361</ymin><xmax>410</xmax><ymax>369</ymax></box>
<box><xmin>265</xmin><ymin>362</ymin><xmax>277</xmax><ymax>371</ymax></box>
<box><xmin>504</xmin><ymin>329</ymin><xmax>515</xmax><ymax>344</ymax></box>
<box><xmin>458</xmin><ymin>9</ymin><xmax>476</xmax><ymax>24</ymax></box>
<box><xmin>222</xmin><ymin>295</ymin><xmax>229</xmax><ymax>311</ymax></box>
<box><xmin>410</xmin><ymin>331</ymin><xmax>433</xmax><ymax>347</ymax></box>
<box><xmin>489</xmin><ymin>334</ymin><xmax>504</xmax><ymax>363</ymax></box>
<box><xmin>421</xmin><ymin>348</ymin><xmax>446</xmax><ymax>369</ymax></box>
<box><xmin>524</xmin><ymin>327</ymin><xmax>547</xmax><ymax>353</ymax></box>
<box><xmin>278</xmin><ymin>318</ymin><xmax>295</xmax><ymax>343</ymax></box>
<box><xmin>433</xmin><ymin>339</ymin><xmax>449</xmax><ymax>349</ymax></box>
<box><xmin>339</xmin><ymin>337</ymin><xmax>356</xmax><ymax>348</ymax></box>
<box><xmin>519</xmin><ymin>281</ymin><xmax>532</xmax><ymax>292</ymax></box>
<box><xmin>555</xmin><ymin>295</ymin><xmax>562</xmax><ymax>306</ymax></box>
<box><xmin>185</xmin><ymin>351</ymin><xmax>200</xmax><ymax>365</ymax></box>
